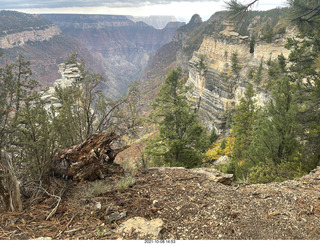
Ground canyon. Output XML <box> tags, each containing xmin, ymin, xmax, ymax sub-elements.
<box><xmin>42</xmin><ymin>14</ymin><xmax>183</xmax><ymax>97</ymax></box>
<box><xmin>0</xmin><ymin>11</ymin><xmax>183</xmax><ymax>97</ymax></box>
<box><xmin>0</xmin><ymin>9</ymin><xmax>294</xmax><ymax>134</ymax></box>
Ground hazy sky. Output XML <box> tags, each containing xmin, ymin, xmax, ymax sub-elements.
<box><xmin>1</xmin><ymin>0</ymin><xmax>287</xmax><ymax>22</ymax></box>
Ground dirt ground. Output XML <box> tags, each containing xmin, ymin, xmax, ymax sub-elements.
<box><xmin>0</xmin><ymin>166</ymin><xmax>319</xmax><ymax>240</ymax></box>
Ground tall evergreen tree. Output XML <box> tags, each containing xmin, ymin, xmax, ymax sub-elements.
<box><xmin>232</xmin><ymin>83</ymin><xmax>257</xmax><ymax>161</ymax></box>
<box><xmin>246</xmin><ymin>56</ymin><xmax>303</xmax><ymax>182</ymax></box>
<box><xmin>145</xmin><ymin>68</ymin><xmax>209</xmax><ymax>168</ymax></box>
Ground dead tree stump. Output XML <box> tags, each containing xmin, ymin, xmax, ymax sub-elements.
<box><xmin>51</xmin><ymin>132</ymin><xmax>129</xmax><ymax>181</ymax></box>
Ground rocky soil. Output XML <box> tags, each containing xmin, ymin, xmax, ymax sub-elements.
<box><xmin>0</xmin><ymin>166</ymin><xmax>319</xmax><ymax>240</ymax></box>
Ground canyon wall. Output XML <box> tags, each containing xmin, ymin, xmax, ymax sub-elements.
<box><xmin>0</xmin><ymin>26</ymin><xmax>61</xmax><ymax>49</ymax></box>
<box><xmin>140</xmin><ymin>9</ymin><xmax>297</xmax><ymax>134</ymax></box>
<box><xmin>187</xmin><ymin>26</ymin><xmax>295</xmax><ymax>133</ymax></box>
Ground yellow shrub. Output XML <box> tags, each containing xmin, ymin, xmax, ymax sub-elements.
<box><xmin>205</xmin><ymin>136</ymin><xmax>235</xmax><ymax>161</ymax></box>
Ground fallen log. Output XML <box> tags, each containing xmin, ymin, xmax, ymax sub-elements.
<box><xmin>51</xmin><ymin>132</ymin><xmax>129</xmax><ymax>181</ymax></box>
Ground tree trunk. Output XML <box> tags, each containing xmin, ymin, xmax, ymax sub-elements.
<box><xmin>0</xmin><ymin>150</ymin><xmax>23</xmax><ymax>212</ymax></box>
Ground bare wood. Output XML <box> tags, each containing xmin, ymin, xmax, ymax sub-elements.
<box><xmin>36</xmin><ymin>185</ymin><xmax>62</xmax><ymax>220</ymax></box>
<box><xmin>52</xmin><ymin>132</ymin><xmax>128</xmax><ymax>181</ymax></box>
<box><xmin>0</xmin><ymin>150</ymin><xmax>23</xmax><ymax>212</ymax></box>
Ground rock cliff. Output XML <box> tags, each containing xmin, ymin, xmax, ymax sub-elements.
<box><xmin>187</xmin><ymin>30</ymin><xmax>293</xmax><ymax>132</ymax></box>
<box><xmin>41</xmin><ymin>62</ymin><xmax>83</xmax><ymax>111</ymax></box>
<box><xmin>0</xmin><ymin>26</ymin><xmax>61</xmax><ymax>49</ymax></box>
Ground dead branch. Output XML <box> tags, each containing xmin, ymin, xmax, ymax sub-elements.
<box><xmin>37</xmin><ymin>185</ymin><xmax>61</xmax><ymax>220</ymax></box>
<box><xmin>0</xmin><ymin>150</ymin><xmax>23</xmax><ymax>212</ymax></box>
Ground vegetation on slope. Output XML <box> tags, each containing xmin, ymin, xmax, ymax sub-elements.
<box><xmin>0</xmin><ymin>11</ymin><xmax>53</xmax><ymax>36</ymax></box>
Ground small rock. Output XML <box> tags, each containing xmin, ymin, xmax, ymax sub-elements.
<box><xmin>106</xmin><ymin>211</ymin><xmax>127</xmax><ymax>223</ymax></box>
<box><xmin>94</xmin><ymin>202</ymin><xmax>102</xmax><ymax>211</ymax></box>
<box><xmin>214</xmin><ymin>155</ymin><xmax>230</xmax><ymax>166</ymax></box>
<box><xmin>105</xmin><ymin>205</ymin><xmax>118</xmax><ymax>215</ymax></box>
<box><xmin>191</xmin><ymin>168</ymin><xmax>233</xmax><ymax>185</ymax></box>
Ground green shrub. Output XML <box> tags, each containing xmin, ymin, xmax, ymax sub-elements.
<box><xmin>87</xmin><ymin>181</ymin><xmax>109</xmax><ymax>197</ymax></box>
<box><xmin>117</xmin><ymin>176</ymin><xmax>136</xmax><ymax>192</ymax></box>
<box><xmin>248</xmin><ymin>160</ymin><xmax>304</xmax><ymax>184</ymax></box>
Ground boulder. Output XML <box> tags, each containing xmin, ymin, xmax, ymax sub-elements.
<box><xmin>191</xmin><ymin>168</ymin><xmax>233</xmax><ymax>185</ymax></box>
<box><xmin>115</xmin><ymin>217</ymin><xmax>173</xmax><ymax>240</ymax></box>
<box><xmin>213</xmin><ymin>155</ymin><xmax>231</xmax><ymax>166</ymax></box>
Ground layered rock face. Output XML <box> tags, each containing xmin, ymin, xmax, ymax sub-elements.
<box><xmin>42</xmin><ymin>14</ymin><xmax>184</xmax><ymax>97</ymax></box>
<box><xmin>41</xmin><ymin>63</ymin><xmax>83</xmax><ymax>110</ymax></box>
<box><xmin>0</xmin><ymin>26</ymin><xmax>60</xmax><ymax>49</ymax></box>
<box><xmin>187</xmin><ymin>29</ymin><xmax>293</xmax><ymax>133</ymax></box>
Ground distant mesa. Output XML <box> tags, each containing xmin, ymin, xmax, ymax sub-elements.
<box><xmin>127</xmin><ymin>15</ymin><xmax>179</xmax><ymax>29</ymax></box>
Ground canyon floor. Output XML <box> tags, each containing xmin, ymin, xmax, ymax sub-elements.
<box><xmin>1</xmin><ymin>167</ymin><xmax>320</xmax><ymax>240</ymax></box>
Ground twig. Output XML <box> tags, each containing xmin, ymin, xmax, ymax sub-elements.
<box><xmin>38</xmin><ymin>185</ymin><xmax>62</xmax><ymax>220</ymax></box>
<box><xmin>64</xmin><ymin>227</ymin><xmax>83</xmax><ymax>233</ymax></box>
<box><xmin>56</xmin><ymin>214</ymin><xmax>75</xmax><ymax>238</ymax></box>
<box><xmin>46</xmin><ymin>196</ymin><xmax>61</xmax><ymax>220</ymax></box>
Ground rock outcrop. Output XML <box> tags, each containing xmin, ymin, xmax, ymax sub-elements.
<box><xmin>142</xmin><ymin>9</ymin><xmax>297</xmax><ymax>134</ymax></box>
<box><xmin>183</xmin><ymin>9</ymin><xmax>300</xmax><ymax>133</ymax></box>
<box><xmin>0</xmin><ymin>26</ymin><xmax>60</xmax><ymax>49</ymax></box>
<box><xmin>41</xmin><ymin>62</ymin><xmax>83</xmax><ymax>110</ymax></box>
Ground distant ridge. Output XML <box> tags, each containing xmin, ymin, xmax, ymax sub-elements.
<box><xmin>127</xmin><ymin>15</ymin><xmax>178</xmax><ymax>29</ymax></box>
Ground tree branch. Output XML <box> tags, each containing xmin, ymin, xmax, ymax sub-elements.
<box><xmin>291</xmin><ymin>4</ymin><xmax>320</xmax><ymax>23</ymax></box>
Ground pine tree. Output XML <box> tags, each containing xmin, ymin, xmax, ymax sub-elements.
<box><xmin>146</xmin><ymin>68</ymin><xmax>209</xmax><ymax>168</ymax></box>
<box><xmin>15</xmin><ymin>97</ymin><xmax>56</xmax><ymax>182</ymax></box>
<box><xmin>247</xmin><ymin>56</ymin><xmax>302</xmax><ymax>182</ymax></box>
<box><xmin>232</xmin><ymin>83</ymin><xmax>257</xmax><ymax>161</ymax></box>
<box><xmin>0</xmin><ymin>55</ymin><xmax>39</xmax><ymax>211</ymax></box>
